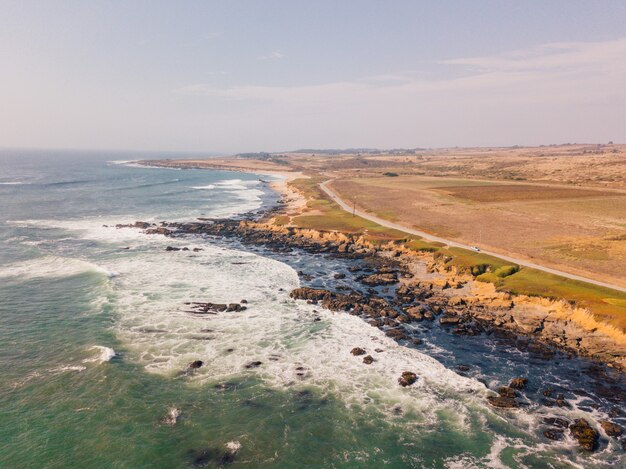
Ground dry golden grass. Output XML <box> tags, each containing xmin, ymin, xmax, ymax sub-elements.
<box><xmin>438</xmin><ymin>184</ymin><xmax>622</xmax><ymax>203</ymax></box>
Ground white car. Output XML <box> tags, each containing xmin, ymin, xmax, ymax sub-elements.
<box><xmin>471</xmin><ymin>246</ymin><xmax>481</xmax><ymax>252</ymax></box>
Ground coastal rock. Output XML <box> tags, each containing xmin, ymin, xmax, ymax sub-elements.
<box><xmin>359</xmin><ymin>273</ymin><xmax>398</xmax><ymax>286</ymax></box>
<box><xmin>385</xmin><ymin>328</ymin><xmax>410</xmax><ymax>341</ymax></box>
<box><xmin>244</xmin><ymin>361</ymin><xmax>262</xmax><ymax>369</ymax></box>
<box><xmin>439</xmin><ymin>316</ymin><xmax>461</xmax><ymax>325</ymax></box>
<box><xmin>398</xmin><ymin>371</ymin><xmax>417</xmax><ymax>387</ymax></box>
<box><xmin>226</xmin><ymin>303</ymin><xmax>247</xmax><ymax>312</ymax></box>
<box><xmin>165</xmin><ymin>246</ymin><xmax>181</xmax><ymax>251</ymax></box>
<box><xmin>543</xmin><ymin>417</ymin><xmax>569</xmax><ymax>428</ymax></box>
<box><xmin>487</xmin><ymin>396</ymin><xmax>518</xmax><ymax>408</ymax></box>
<box><xmin>509</xmin><ymin>377</ymin><xmax>528</xmax><ymax>389</ymax></box>
<box><xmin>543</xmin><ymin>429</ymin><xmax>564</xmax><ymax>441</ymax></box>
<box><xmin>334</xmin><ymin>273</ymin><xmax>346</xmax><ymax>279</ymax></box>
<box><xmin>351</xmin><ymin>347</ymin><xmax>366</xmax><ymax>356</ymax></box>
<box><xmin>290</xmin><ymin>287</ymin><xmax>331</xmax><ymax>302</ymax></box>
<box><xmin>188</xmin><ymin>360</ymin><xmax>204</xmax><ymax>369</ymax></box>
<box><xmin>497</xmin><ymin>386</ymin><xmax>517</xmax><ymax>398</ymax></box>
<box><xmin>362</xmin><ymin>355</ymin><xmax>374</xmax><ymax>364</ymax></box>
<box><xmin>569</xmin><ymin>418</ymin><xmax>599</xmax><ymax>451</ymax></box>
<box><xmin>599</xmin><ymin>420</ymin><xmax>622</xmax><ymax>437</ymax></box>
<box><xmin>404</xmin><ymin>305</ymin><xmax>426</xmax><ymax>321</ymax></box>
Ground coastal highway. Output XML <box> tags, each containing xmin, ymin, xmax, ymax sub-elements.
<box><xmin>319</xmin><ymin>180</ymin><xmax>626</xmax><ymax>294</ymax></box>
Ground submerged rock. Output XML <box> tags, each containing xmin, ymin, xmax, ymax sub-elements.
<box><xmin>161</xmin><ymin>407</ymin><xmax>180</xmax><ymax>426</ymax></box>
<box><xmin>569</xmin><ymin>418</ymin><xmax>599</xmax><ymax>451</ymax></box>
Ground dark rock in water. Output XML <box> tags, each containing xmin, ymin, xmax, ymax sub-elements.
<box><xmin>600</xmin><ymin>420</ymin><xmax>623</xmax><ymax>437</ymax></box>
<box><xmin>509</xmin><ymin>377</ymin><xmax>528</xmax><ymax>389</ymax></box>
<box><xmin>240</xmin><ymin>299</ymin><xmax>248</xmax><ymax>304</ymax></box>
<box><xmin>569</xmin><ymin>418</ymin><xmax>599</xmax><ymax>451</ymax></box>
<box><xmin>351</xmin><ymin>347</ymin><xmax>366</xmax><ymax>356</ymax></box>
<box><xmin>457</xmin><ymin>364</ymin><xmax>470</xmax><ymax>372</ymax></box>
<box><xmin>385</xmin><ymin>328</ymin><xmax>410</xmax><ymax>341</ymax></box>
<box><xmin>542</xmin><ymin>388</ymin><xmax>554</xmax><ymax>397</ymax></box>
<box><xmin>225</xmin><ymin>348</ymin><xmax>234</xmax><ymax>353</ymax></box>
<box><xmin>362</xmin><ymin>355</ymin><xmax>374</xmax><ymax>364</ymax></box>
<box><xmin>543</xmin><ymin>417</ymin><xmax>569</xmax><ymax>429</ymax></box>
<box><xmin>165</xmin><ymin>246</ymin><xmax>181</xmax><ymax>251</ymax></box>
<box><xmin>498</xmin><ymin>386</ymin><xmax>517</xmax><ymax>398</ymax></box>
<box><xmin>334</xmin><ymin>273</ymin><xmax>346</xmax><ymax>279</ymax></box>
<box><xmin>188</xmin><ymin>360</ymin><xmax>204</xmax><ymax>369</ymax></box>
<box><xmin>190</xmin><ymin>441</ymin><xmax>241</xmax><ymax>467</ymax></box>
<box><xmin>245</xmin><ymin>361</ymin><xmax>262</xmax><ymax>369</ymax></box>
<box><xmin>192</xmin><ymin>247</ymin><xmax>203</xmax><ymax>252</ymax></box>
<box><xmin>134</xmin><ymin>221</ymin><xmax>151</xmax><ymax>229</ymax></box>
<box><xmin>359</xmin><ymin>273</ymin><xmax>398</xmax><ymax>286</ymax></box>
<box><xmin>226</xmin><ymin>303</ymin><xmax>247</xmax><ymax>312</ymax></box>
<box><xmin>608</xmin><ymin>406</ymin><xmax>622</xmax><ymax>418</ymax></box>
<box><xmin>411</xmin><ymin>338</ymin><xmax>423</xmax><ymax>346</ymax></box>
<box><xmin>182</xmin><ymin>247</ymin><xmax>189</xmax><ymax>251</ymax></box>
<box><xmin>543</xmin><ymin>429</ymin><xmax>565</xmax><ymax>441</ymax></box>
<box><xmin>290</xmin><ymin>287</ymin><xmax>331</xmax><ymax>301</ymax></box>
<box><xmin>398</xmin><ymin>371</ymin><xmax>417</xmax><ymax>387</ymax></box>
<box><xmin>375</xmin><ymin>348</ymin><xmax>384</xmax><ymax>353</ymax></box>
<box><xmin>487</xmin><ymin>396</ymin><xmax>518</xmax><ymax>408</ymax></box>
<box><xmin>439</xmin><ymin>316</ymin><xmax>461</xmax><ymax>325</ymax></box>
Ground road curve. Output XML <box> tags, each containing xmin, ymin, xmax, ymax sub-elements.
<box><xmin>319</xmin><ymin>180</ymin><xmax>626</xmax><ymax>294</ymax></box>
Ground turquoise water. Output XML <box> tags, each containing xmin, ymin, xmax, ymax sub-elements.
<box><xmin>1</xmin><ymin>150</ymin><xmax>624</xmax><ymax>468</ymax></box>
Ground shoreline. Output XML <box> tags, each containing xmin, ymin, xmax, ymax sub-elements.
<box><xmin>134</xmin><ymin>159</ymin><xmax>626</xmax><ymax>372</ymax></box>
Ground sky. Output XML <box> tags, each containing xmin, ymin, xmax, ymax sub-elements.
<box><xmin>1</xmin><ymin>0</ymin><xmax>626</xmax><ymax>153</ymax></box>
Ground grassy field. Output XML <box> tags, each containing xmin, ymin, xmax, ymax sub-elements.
<box><xmin>329</xmin><ymin>175</ymin><xmax>626</xmax><ymax>287</ymax></box>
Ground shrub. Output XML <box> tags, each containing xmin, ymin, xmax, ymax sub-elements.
<box><xmin>383</xmin><ymin>172</ymin><xmax>399</xmax><ymax>177</ymax></box>
<box><xmin>494</xmin><ymin>265</ymin><xmax>520</xmax><ymax>278</ymax></box>
<box><xmin>476</xmin><ymin>272</ymin><xmax>499</xmax><ymax>283</ymax></box>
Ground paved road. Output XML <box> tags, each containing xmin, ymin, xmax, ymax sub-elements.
<box><xmin>319</xmin><ymin>180</ymin><xmax>626</xmax><ymax>294</ymax></box>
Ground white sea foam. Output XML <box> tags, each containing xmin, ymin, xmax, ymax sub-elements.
<box><xmin>161</xmin><ymin>407</ymin><xmax>180</xmax><ymax>426</ymax></box>
<box><xmin>0</xmin><ymin>256</ymin><xmax>112</xmax><ymax>280</ymax></box>
<box><xmin>84</xmin><ymin>345</ymin><xmax>116</xmax><ymax>363</ymax></box>
<box><xmin>0</xmin><ymin>181</ymin><xmax>28</xmax><ymax>185</ymax></box>
<box><xmin>98</xmin><ymin>239</ymin><xmax>486</xmax><ymax>428</ymax></box>
<box><xmin>191</xmin><ymin>184</ymin><xmax>216</xmax><ymax>190</ymax></box>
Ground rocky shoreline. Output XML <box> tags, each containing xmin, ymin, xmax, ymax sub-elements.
<box><xmin>116</xmin><ymin>216</ymin><xmax>626</xmax><ymax>452</ymax></box>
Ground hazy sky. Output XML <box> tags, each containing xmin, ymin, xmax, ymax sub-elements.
<box><xmin>2</xmin><ymin>1</ymin><xmax>626</xmax><ymax>153</ymax></box>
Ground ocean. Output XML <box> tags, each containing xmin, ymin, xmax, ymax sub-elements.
<box><xmin>0</xmin><ymin>149</ymin><xmax>624</xmax><ymax>468</ymax></box>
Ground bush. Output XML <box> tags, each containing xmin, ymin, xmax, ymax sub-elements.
<box><xmin>495</xmin><ymin>265</ymin><xmax>519</xmax><ymax>278</ymax></box>
<box><xmin>476</xmin><ymin>272</ymin><xmax>499</xmax><ymax>283</ymax></box>
<box><xmin>383</xmin><ymin>172</ymin><xmax>399</xmax><ymax>177</ymax></box>
<box><xmin>470</xmin><ymin>264</ymin><xmax>489</xmax><ymax>276</ymax></box>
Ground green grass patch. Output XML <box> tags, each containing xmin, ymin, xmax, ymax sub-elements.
<box><xmin>406</xmin><ymin>239</ymin><xmax>446</xmax><ymax>253</ymax></box>
<box><xmin>442</xmin><ymin>247</ymin><xmax>512</xmax><ymax>276</ymax></box>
